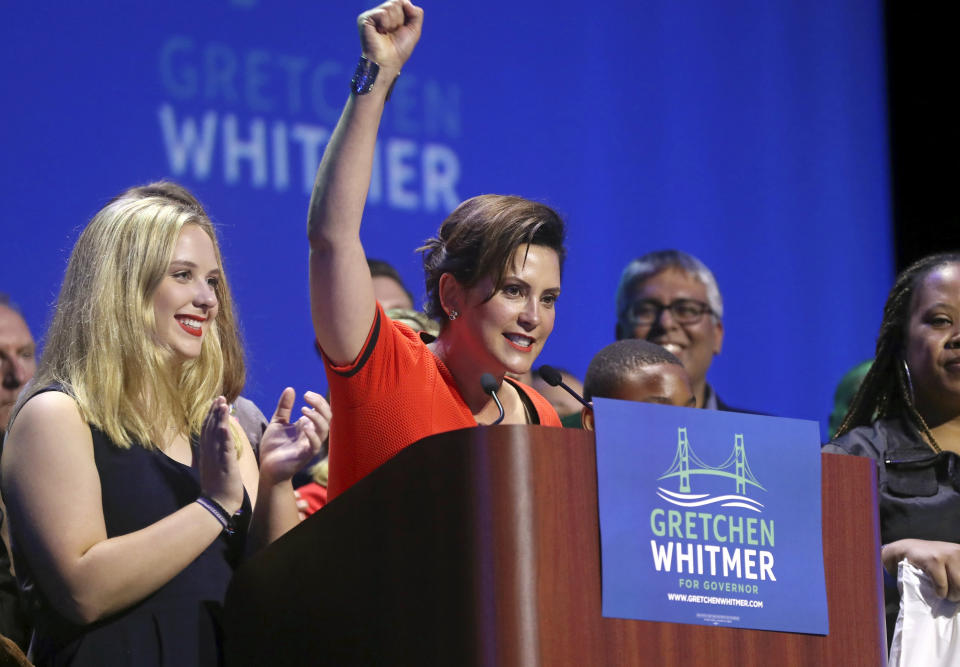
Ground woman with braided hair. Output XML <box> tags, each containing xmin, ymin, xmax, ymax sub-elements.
<box><xmin>824</xmin><ymin>252</ymin><xmax>960</xmax><ymax>638</ymax></box>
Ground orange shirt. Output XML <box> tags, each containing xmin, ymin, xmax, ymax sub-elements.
<box><xmin>323</xmin><ymin>304</ymin><xmax>560</xmax><ymax>499</ymax></box>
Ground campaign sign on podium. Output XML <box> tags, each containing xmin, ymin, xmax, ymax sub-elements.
<box><xmin>594</xmin><ymin>399</ymin><xmax>828</xmax><ymax>634</ymax></box>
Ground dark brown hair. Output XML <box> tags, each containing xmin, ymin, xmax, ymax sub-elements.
<box><xmin>367</xmin><ymin>258</ymin><xmax>414</xmax><ymax>306</ymax></box>
<box><xmin>418</xmin><ymin>195</ymin><xmax>566</xmax><ymax>321</ymax></box>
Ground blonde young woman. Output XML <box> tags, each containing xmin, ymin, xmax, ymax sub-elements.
<box><xmin>1</xmin><ymin>186</ymin><xmax>329</xmax><ymax>665</ymax></box>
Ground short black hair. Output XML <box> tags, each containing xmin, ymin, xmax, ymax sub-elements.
<box><xmin>367</xmin><ymin>258</ymin><xmax>414</xmax><ymax>307</ymax></box>
<box><xmin>584</xmin><ymin>339</ymin><xmax>682</xmax><ymax>401</ymax></box>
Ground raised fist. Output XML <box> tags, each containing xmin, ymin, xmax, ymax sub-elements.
<box><xmin>357</xmin><ymin>0</ymin><xmax>424</xmax><ymax>72</ymax></box>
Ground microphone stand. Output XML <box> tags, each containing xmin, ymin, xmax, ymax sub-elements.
<box><xmin>480</xmin><ymin>373</ymin><xmax>506</xmax><ymax>425</ymax></box>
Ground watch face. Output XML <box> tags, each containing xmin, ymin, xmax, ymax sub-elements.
<box><xmin>225</xmin><ymin>506</ymin><xmax>245</xmax><ymax>536</ymax></box>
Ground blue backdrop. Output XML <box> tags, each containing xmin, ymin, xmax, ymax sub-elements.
<box><xmin>1</xmin><ymin>1</ymin><xmax>892</xmax><ymax>438</ymax></box>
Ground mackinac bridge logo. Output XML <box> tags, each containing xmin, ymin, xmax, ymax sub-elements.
<box><xmin>657</xmin><ymin>427</ymin><xmax>766</xmax><ymax>513</ymax></box>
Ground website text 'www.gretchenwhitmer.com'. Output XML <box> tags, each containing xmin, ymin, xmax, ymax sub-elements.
<box><xmin>667</xmin><ymin>592</ymin><xmax>763</xmax><ymax>608</ymax></box>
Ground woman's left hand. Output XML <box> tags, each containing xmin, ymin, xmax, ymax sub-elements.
<box><xmin>258</xmin><ymin>388</ymin><xmax>330</xmax><ymax>485</ymax></box>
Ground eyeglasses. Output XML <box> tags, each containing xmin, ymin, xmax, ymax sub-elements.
<box><xmin>625</xmin><ymin>299</ymin><xmax>714</xmax><ymax>326</ymax></box>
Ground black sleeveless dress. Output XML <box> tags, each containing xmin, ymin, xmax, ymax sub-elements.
<box><xmin>15</xmin><ymin>418</ymin><xmax>250</xmax><ymax>666</ymax></box>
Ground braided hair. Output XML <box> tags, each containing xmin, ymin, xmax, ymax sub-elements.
<box><xmin>835</xmin><ymin>252</ymin><xmax>960</xmax><ymax>451</ymax></box>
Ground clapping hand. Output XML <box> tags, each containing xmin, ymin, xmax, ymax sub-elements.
<box><xmin>258</xmin><ymin>388</ymin><xmax>330</xmax><ymax>485</ymax></box>
<box><xmin>198</xmin><ymin>396</ymin><xmax>245</xmax><ymax>515</ymax></box>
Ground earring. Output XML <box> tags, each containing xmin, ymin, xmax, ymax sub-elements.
<box><xmin>902</xmin><ymin>359</ymin><xmax>916</xmax><ymax>404</ymax></box>
<box><xmin>448</xmin><ymin>309</ymin><xmax>459</xmax><ymax>321</ymax></box>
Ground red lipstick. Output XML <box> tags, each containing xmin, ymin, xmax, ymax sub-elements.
<box><xmin>176</xmin><ymin>315</ymin><xmax>205</xmax><ymax>337</ymax></box>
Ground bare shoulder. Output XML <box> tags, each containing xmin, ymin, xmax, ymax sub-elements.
<box><xmin>3</xmin><ymin>391</ymin><xmax>93</xmax><ymax>477</ymax></box>
<box><xmin>8</xmin><ymin>390</ymin><xmax>88</xmax><ymax>438</ymax></box>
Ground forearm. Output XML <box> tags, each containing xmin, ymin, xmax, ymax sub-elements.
<box><xmin>307</xmin><ymin>1</ymin><xmax>422</xmax><ymax>364</ymax></box>
<box><xmin>306</xmin><ymin>83</ymin><xmax>393</xmax><ymax>363</ymax></box>
<box><xmin>4</xmin><ymin>395</ymin><xmax>242</xmax><ymax>626</ymax></box>
<box><xmin>40</xmin><ymin>502</ymin><xmax>225</xmax><ymax>625</ymax></box>
<box><xmin>307</xmin><ymin>67</ymin><xmax>397</xmax><ymax>249</ymax></box>
<box><xmin>246</xmin><ymin>389</ymin><xmax>329</xmax><ymax>550</ymax></box>
<box><xmin>309</xmin><ymin>0</ymin><xmax>420</xmax><ymax>247</ymax></box>
<box><xmin>246</xmin><ymin>478</ymin><xmax>300</xmax><ymax>553</ymax></box>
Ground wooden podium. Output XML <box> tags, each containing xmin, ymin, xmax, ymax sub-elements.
<box><xmin>224</xmin><ymin>426</ymin><xmax>886</xmax><ymax>666</ymax></box>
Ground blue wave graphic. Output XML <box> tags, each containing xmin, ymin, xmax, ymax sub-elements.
<box><xmin>656</xmin><ymin>487</ymin><xmax>764</xmax><ymax>513</ymax></box>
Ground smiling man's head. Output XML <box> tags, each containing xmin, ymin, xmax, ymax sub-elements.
<box><xmin>615</xmin><ymin>250</ymin><xmax>723</xmax><ymax>408</ymax></box>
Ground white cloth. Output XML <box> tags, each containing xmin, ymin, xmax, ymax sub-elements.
<box><xmin>889</xmin><ymin>560</ymin><xmax>960</xmax><ymax>666</ymax></box>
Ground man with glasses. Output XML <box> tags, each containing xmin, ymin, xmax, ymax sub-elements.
<box><xmin>614</xmin><ymin>250</ymin><xmax>748</xmax><ymax>412</ymax></box>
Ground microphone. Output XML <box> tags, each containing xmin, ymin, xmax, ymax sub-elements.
<box><xmin>538</xmin><ymin>365</ymin><xmax>591</xmax><ymax>409</ymax></box>
<box><xmin>480</xmin><ymin>373</ymin><xmax>506</xmax><ymax>425</ymax></box>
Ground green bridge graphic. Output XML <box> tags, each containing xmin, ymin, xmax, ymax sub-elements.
<box><xmin>658</xmin><ymin>427</ymin><xmax>766</xmax><ymax>495</ymax></box>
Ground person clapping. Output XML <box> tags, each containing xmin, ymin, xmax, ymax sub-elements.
<box><xmin>1</xmin><ymin>184</ymin><xmax>328</xmax><ymax>665</ymax></box>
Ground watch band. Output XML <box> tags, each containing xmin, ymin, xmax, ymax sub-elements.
<box><xmin>196</xmin><ymin>494</ymin><xmax>241</xmax><ymax>536</ymax></box>
<box><xmin>350</xmin><ymin>56</ymin><xmax>380</xmax><ymax>95</ymax></box>
<box><xmin>350</xmin><ymin>55</ymin><xmax>400</xmax><ymax>100</ymax></box>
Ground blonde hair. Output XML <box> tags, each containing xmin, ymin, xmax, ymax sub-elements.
<box><xmin>14</xmin><ymin>187</ymin><xmax>245</xmax><ymax>449</ymax></box>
